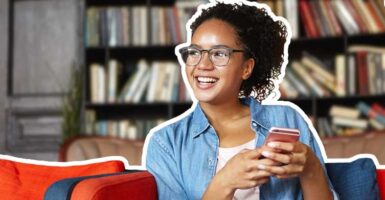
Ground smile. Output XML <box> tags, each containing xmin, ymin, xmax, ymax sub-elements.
<box><xmin>196</xmin><ymin>76</ymin><xmax>218</xmax><ymax>83</ymax></box>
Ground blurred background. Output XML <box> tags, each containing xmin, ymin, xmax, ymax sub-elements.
<box><xmin>1</xmin><ymin>0</ymin><xmax>385</xmax><ymax>163</ymax></box>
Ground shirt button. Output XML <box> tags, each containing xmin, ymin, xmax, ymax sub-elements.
<box><xmin>252</xmin><ymin>122</ymin><xmax>257</xmax><ymax>127</ymax></box>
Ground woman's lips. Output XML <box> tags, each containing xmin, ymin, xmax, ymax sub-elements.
<box><xmin>195</xmin><ymin>76</ymin><xmax>218</xmax><ymax>89</ymax></box>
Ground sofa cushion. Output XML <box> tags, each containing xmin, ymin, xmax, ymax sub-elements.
<box><xmin>0</xmin><ymin>156</ymin><xmax>126</xmax><ymax>200</ymax></box>
<box><xmin>326</xmin><ymin>158</ymin><xmax>380</xmax><ymax>200</ymax></box>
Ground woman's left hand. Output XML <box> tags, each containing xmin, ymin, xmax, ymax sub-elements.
<box><xmin>257</xmin><ymin>141</ymin><xmax>318</xmax><ymax>179</ymax></box>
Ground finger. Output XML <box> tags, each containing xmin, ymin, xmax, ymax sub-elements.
<box><xmin>266</xmin><ymin>141</ymin><xmax>296</xmax><ymax>152</ymax></box>
<box><xmin>262</xmin><ymin>164</ymin><xmax>304</xmax><ymax>176</ymax></box>
<box><xmin>246</xmin><ymin>159</ymin><xmax>281</xmax><ymax>172</ymax></box>
<box><xmin>258</xmin><ymin>158</ymin><xmax>282</xmax><ymax>166</ymax></box>
<box><xmin>260</xmin><ymin>150</ymin><xmax>306</xmax><ymax>165</ymax></box>
<box><xmin>261</xmin><ymin>150</ymin><xmax>292</xmax><ymax>164</ymax></box>
<box><xmin>243</xmin><ymin>148</ymin><xmax>263</xmax><ymax>160</ymax></box>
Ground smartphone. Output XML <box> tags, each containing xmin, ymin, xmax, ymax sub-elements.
<box><xmin>264</xmin><ymin>127</ymin><xmax>300</xmax><ymax>145</ymax></box>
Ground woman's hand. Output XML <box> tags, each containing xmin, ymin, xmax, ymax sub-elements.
<box><xmin>202</xmin><ymin>147</ymin><xmax>279</xmax><ymax>200</ymax></box>
<box><xmin>258</xmin><ymin>141</ymin><xmax>334</xmax><ymax>200</ymax></box>
<box><xmin>257</xmin><ymin>141</ymin><xmax>317</xmax><ymax>179</ymax></box>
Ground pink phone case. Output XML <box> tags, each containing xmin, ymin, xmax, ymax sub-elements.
<box><xmin>264</xmin><ymin>127</ymin><xmax>300</xmax><ymax>144</ymax></box>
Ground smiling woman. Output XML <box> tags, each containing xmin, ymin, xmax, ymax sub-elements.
<box><xmin>144</xmin><ymin>1</ymin><xmax>336</xmax><ymax>200</ymax></box>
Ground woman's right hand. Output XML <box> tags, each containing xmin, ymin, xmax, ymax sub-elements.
<box><xmin>202</xmin><ymin>147</ymin><xmax>278</xmax><ymax>200</ymax></box>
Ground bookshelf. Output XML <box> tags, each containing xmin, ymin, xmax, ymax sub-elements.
<box><xmin>82</xmin><ymin>0</ymin><xmax>385</xmax><ymax>140</ymax></box>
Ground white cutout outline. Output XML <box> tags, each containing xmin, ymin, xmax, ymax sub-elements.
<box><xmin>1</xmin><ymin>0</ymin><xmax>383</xmax><ymax>179</ymax></box>
<box><xmin>141</xmin><ymin>0</ymin><xmax>385</xmax><ymax>170</ymax></box>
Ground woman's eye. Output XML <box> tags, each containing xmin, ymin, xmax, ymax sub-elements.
<box><xmin>188</xmin><ymin>50</ymin><xmax>200</xmax><ymax>56</ymax></box>
<box><xmin>213</xmin><ymin>50</ymin><xmax>228</xmax><ymax>57</ymax></box>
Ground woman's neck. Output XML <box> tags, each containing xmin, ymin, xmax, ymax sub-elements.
<box><xmin>199</xmin><ymin>98</ymin><xmax>248</xmax><ymax>125</ymax></box>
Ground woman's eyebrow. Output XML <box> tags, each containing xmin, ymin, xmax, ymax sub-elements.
<box><xmin>189</xmin><ymin>44</ymin><xmax>231</xmax><ymax>49</ymax></box>
<box><xmin>189</xmin><ymin>44</ymin><xmax>201</xmax><ymax>48</ymax></box>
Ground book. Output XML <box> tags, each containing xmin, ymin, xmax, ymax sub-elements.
<box><xmin>132</xmin><ymin>69</ymin><xmax>151</xmax><ymax>103</ymax></box>
<box><xmin>335</xmin><ymin>54</ymin><xmax>346</xmax><ymax>96</ymax></box>
<box><xmin>332</xmin><ymin>117</ymin><xmax>368</xmax><ymax>129</ymax></box>
<box><xmin>346</xmin><ymin>53</ymin><xmax>356</xmax><ymax>96</ymax></box>
<box><xmin>90</xmin><ymin>63</ymin><xmax>106</xmax><ymax>103</ymax></box>
<box><xmin>329</xmin><ymin>105</ymin><xmax>360</xmax><ymax>119</ymax></box>
<box><xmin>86</xmin><ymin>7</ymin><xmax>100</xmax><ymax>46</ymax></box>
<box><xmin>356</xmin><ymin>52</ymin><xmax>369</xmax><ymax>95</ymax></box>
<box><xmin>107</xmin><ymin>59</ymin><xmax>121</xmax><ymax>103</ymax></box>
<box><xmin>146</xmin><ymin>62</ymin><xmax>161</xmax><ymax>102</ymax></box>
<box><xmin>107</xmin><ymin>7</ymin><xmax>118</xmax><ymax>47</ymax></box>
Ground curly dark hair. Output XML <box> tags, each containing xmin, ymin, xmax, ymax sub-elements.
<box><xmin>190</xmin><ymin>1</ymin><xmax>288</xmax><ymax>102</ymax></box>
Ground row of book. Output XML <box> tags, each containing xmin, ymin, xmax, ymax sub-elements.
<box><xmin>259</xmin><ymin>0</ymin><xmax>385</xmax><ymax>38</ymax></box>
<box><xmin>279</xmin><ymin>45</ymin><xmax>385</xmax><ymax>98</ymax></box>
<box><xmin>317</xmin><ymin>102</ymin><xmax>385</xmax><ymax>137</ymax></box>
<box><xmin>86</xmin><ymin>1</ymin><xmax>201</xmax><ymax>47</ymax></box>
<box><xmin>84</xmin><ymin>110</ymin><xmax>166</xmax><ymax>139</ymax></box>
<box><xmin>300</xmin><ymin>0</ymin><xmax>385</xmax><ymax>38</ymax></box>
<box><xmin>89</xmin><ymin>59</ymin><xmax>192</xmax><ymax>104</ymax></box>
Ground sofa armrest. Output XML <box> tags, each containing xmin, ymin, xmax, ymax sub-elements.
<box><xmin>45</xmin><ymin>171</ymin><xmax>157</xmax><ymax>200</ymax></box>
<box><xmin>377</xmin><ymin>169</ymin><xmax>385</xmax><ymax>200</ymax></box>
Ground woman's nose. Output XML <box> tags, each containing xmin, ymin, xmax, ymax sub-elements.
<box><xmin>196</xmin><ymin>52</ymin><xmax>214</xmax><ymax>70</ymax></box>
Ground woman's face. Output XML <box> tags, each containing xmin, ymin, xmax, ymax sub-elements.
<box><xmin>186</xmin><ymin>19</ymin><xmax>254</xmax><ymax>104</ymax></box>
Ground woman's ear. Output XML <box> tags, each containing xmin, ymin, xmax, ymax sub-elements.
<box><xmin>242</xmin><ymin>58</ymin><xmax>255</xmax><ymax>80</ymax></box>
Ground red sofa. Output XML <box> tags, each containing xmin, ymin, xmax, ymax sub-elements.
<box><xmin>1</xmin><ymin>154</ymin><xmax>385</xmax><ymax>200</ymax></box>
<box><xmin>0</xmin><ymin>155</ymin><xmax>156</xmax><ymax>200</ymax></box>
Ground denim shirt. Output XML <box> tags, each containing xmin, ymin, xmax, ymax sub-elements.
<box><xmin>145</xmin><ymin>97</ymin><xmax>335</xmax><ymax>200</ymax></box>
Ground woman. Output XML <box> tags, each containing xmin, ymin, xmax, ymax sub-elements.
<box><xmin>144</xmin><ymin>1</ymin><xmax>336</xmax><ymax>199</ymax></box>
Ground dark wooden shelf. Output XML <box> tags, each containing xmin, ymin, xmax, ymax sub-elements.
<box><xmin>86</xmin><ymin>102</ymin><xmax>193</xmax><ymax>119</ymax></box>
<box><xmin>86</xmin><ymin>46</ymin><xmax>177</xmax><ymax>61</ymax></box>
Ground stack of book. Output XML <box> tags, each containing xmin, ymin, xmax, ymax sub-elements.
<box><xmin>279</xmin><ymin>46</ymin><xmax>385</xmax><ymax>98</ymax></box>
<box><xmin>317</xmin><ymin>102</ymin><xmax>385</xmax><ymax>137</ymax></box>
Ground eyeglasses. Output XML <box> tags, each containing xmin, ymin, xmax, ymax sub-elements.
<box><xmin>179</xmin><ymin>46</ymin><xmax>245</xmax><ymax>66</ymax></box>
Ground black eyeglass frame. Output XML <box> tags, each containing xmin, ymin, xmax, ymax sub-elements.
<box><xmin>179</xmin><ymin>46</ymin><xmax>245</xmax><ymax>67</ymax></box>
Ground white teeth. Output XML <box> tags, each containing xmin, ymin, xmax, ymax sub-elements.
<box><xmin>197</xmin><ymin>77</ymin><xmax>218</xmax><ymax>83</ymax></box>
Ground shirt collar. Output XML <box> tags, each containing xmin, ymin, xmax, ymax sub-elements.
<box><xmin>190</xmin><ymin>97</ymin><xmax>270</xmax><ymax>139</ymax></box>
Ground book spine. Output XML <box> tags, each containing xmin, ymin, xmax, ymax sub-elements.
<box><xmin>357</xmin><ymin>52</ymin><xmax>369</xmax><ymax>95</ymax></box>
